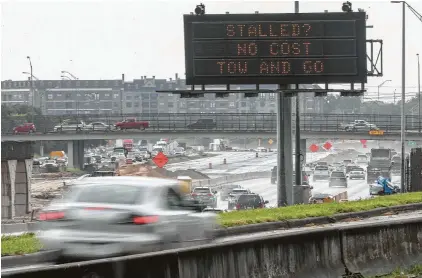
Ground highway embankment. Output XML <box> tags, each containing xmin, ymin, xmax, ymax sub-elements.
<box><xmin>2</xmin><ymin>213</ymin><xmax>421</xmax><ymax>278</ymax></box>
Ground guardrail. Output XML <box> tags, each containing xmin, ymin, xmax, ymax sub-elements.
<box><xmin>3</xmin><ymin>216</ymin><xmax>421</xmax><ymax>277</ymax></box>
<box><xmin>2</xmin><ymin>113</ymin><xmax>422</xmax><ymax>135</ymax></box>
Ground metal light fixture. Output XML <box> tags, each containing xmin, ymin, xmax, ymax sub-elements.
<box><xmin>195</xmin><ymin>3</ymin><xmax>205</xmax><ymax>15</ymax></box>
<box><xmin>342</xmin><ymin>1</ymin><xmax>353</xmax><ymax>12</ymax></box>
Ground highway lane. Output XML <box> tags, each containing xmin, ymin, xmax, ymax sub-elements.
<box><xmin>168</xmin><ymin>151</ymin><xmax>331</xmax><ymax>177</ymax></box>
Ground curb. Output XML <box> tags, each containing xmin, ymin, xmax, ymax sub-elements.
<box><xmin>215</xmin><ymin>203</ymin><xmax>422</xmax><ymax>237</ymax></box>
<box><xmin>1</xmin><ymin>250</ymin><xmax>60</xmax><ymax>268</ymax></box>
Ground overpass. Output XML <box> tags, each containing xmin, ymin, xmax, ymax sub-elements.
<box><xmin>2</xmin><ymin>113</ymin><xmax>421</xmax><ymax>169</ymax></box>
<box><xmin>2</xmin><ymin>113</ymin><xmax>422</xmax><ymax>142</ymax></box>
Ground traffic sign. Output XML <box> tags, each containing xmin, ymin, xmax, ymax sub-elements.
<box><xmin>369</xmin><ymin>130</ymin><xmax>384</xmax><ymax>135</ymax></box>
<box><xmin>360</xmin><ymin>139</ymin><xmax>367</xmax><ymax>145</ymax></box>
<box><xmin>408</xmin><ymin>141</ymin><xmax>417</xmax><ymax>147</ymax></box>
<box><xmin>268</xmin><ymin>139</ymin><xmax>274</xmax><ymax>145</ymax></box>
<box><xmin>323</xmin><ymin>141</ymin><xmax>332</xmax><ymax>151</ymax></box>
<box><xmin>309</xmin><ymin>144</ymin><xmax>319</xmax><ymax>153</ymax></box>
<box><xmin>152</xmin><ymin>152</ymin><xmax>169</xmax><ymax>168</ymax></box>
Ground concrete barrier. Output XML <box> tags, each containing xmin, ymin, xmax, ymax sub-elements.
<box><xmin>3</xmin><ymin>217</ymin><xmax>421</xmax><ymax>278</ymax></box>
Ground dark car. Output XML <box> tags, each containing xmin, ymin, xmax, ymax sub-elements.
<box><xmin>227</xmin><ymin>188</ymin><xmax>251</xmax><ymax>210</ymax></box>
<box><xmin>187</xmin><ymin>119</ymin><xmax>216</xmax><ymax>130</ymax></box>
<box><xmin>220</xmin><ymin>184</ymin><xmax>242</xmax><ymax>201</ymax></box>
<box><xmin>234</xmin><ymin>194</ymin><xmax>268</xmax><ymax>210</ymax></box>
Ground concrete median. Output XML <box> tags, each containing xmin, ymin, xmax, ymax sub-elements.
<box><xmin>4</xmin><ymin>217</ymin><xmax>421</xmax><ymax>278</ymax></box>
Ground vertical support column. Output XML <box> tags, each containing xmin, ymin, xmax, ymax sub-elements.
<box><xmin>67</xmin><ymin>141</ymin><xmax>74</xmax><ymax>169</ymax></box>
<box><xmin>24</xmin><ymin>159</ymin><xmax>33</xmax><ymax>213</ymax></box>
<box><xmin>7</xmin><ymin>160</ymin><xmax>17</xmax><ymax>218</ymax></box>
<box><xmin>77</xmin><ymin>141</ymin><xmax>85</xmax><ymax>170</ymax></box>
<box><xmin>300</xmin><ymin>139</ymin><xmax>307</xmax><ymax>166</ymax></box>
<box><xmin>40</xmin><ymin>144</ymin><xmax>44</xmax><ymax>157</ymax></box>
<box><xmin>277</xmin><ymin>90</ymin><xmax>287</xmax><ymax>207</ymax></box>
<box><xmin>283</xmin><ymin>98</ymin><xmax>293</xmax><ymax>205</ymax></box>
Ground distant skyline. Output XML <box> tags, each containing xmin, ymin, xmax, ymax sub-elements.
<box><xmin>1</xmin><ymin>1</ymin><xmax>421</xmax><ymax>100</ymax></box>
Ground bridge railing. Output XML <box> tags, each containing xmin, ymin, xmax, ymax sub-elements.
<box><xmin>2</xmin><ymin>113</ymin><xmax>422</xmax><ymax>134</ymax></box>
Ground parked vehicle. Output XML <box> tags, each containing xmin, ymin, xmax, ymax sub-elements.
<box><xmin>37</xmin><ymin>177</ymin><xmax>218</xmax><ymax>261</ymax></box>
<box><xmin>114</xmin><ymin>118</ymin><xmax>149</xmax><ymax>130</ymax></box>
<box><xmin>186</xmin><ymin>119</ymin><xmax>216</xmax><ymax>130</ymax></box>
<box><xmin>13</xmin><ymin>123</ymin><xmax>36</xmax><ymax>134</ymax></box>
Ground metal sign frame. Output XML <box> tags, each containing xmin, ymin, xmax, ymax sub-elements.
<box><xmin>184</xmin><ymin>12</ymin><xmax>367</xmax><ymax>85</ymax></box>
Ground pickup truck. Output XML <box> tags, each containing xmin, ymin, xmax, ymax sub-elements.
<box><xmin>114</xmin><ymin>118</ymin><xmax>149</xmax><ymax>130</ymax></box>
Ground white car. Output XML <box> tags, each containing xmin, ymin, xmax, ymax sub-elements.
<box><xmin>348</xmin><ymin>168</ymin><xmax>365</xmax><ymax>180</ymax></box>
<box><xmin>313</xmin><ymin>165</ymin><xmax>330</xmax><ymax>181</ymax></box>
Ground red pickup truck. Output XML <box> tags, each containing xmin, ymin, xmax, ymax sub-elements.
<box><xmin>114</xmin><ymin>118</ymin><xmax>149</xmax><ymax>130</ymax></box>
<box><xmin>13</xmin><ymin>123</ymin><xmax>36</xmax><ymax>134</ymax></box>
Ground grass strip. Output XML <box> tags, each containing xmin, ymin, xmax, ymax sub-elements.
<box><xmin>1</xmin><ymin>233</ymin><xmax>42</xmax><ymax>256</ymax></box>
<box><xmin>372</xmin><ymin>264</ymin><xmax>422</xmax><ymax>277</ymax></box>
<box><xmin>1</xmin><ymin>193</ymin><xmax>421</xmax><ymax>256</ymax></box>
<box><xmin>219</xmin><ymin>192</ymin><xmax>422</xmax><ymax>227</ymax></box>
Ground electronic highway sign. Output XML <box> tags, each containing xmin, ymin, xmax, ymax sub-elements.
<box><xmin>184</xmin><ymin>12</ymin><xmax>367</xmax><ymax>85</ymax></box>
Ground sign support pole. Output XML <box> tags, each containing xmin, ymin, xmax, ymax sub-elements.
<box><xmin>294</xmin><ymin>1</ymin><xmax>302</xmax><ymax>198</ymax></box>
<box><xmin>277</xmin><ymin>87</ymin><xmax>287</xmax><ymax>207</ymax></box>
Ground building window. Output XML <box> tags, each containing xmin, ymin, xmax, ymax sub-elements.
<box><xmin>168</xmin><ymin>102</ymin><xmax>174</xmax><ymax>108</ymax></box>
<box><xmin>113</xmin><ymin>93</ymin><xmax>119</xmax><ymax>99</ymax></box>
<box><xmin>241</xmin><ymin>102</ymin><xmax>247</xmax><ymax>107</ymax></box>
<box><xmin>229</xmin><ymin>102</ymin><xmax>235</xmax><ymax>107</ymax></box>
<box><xmin>126</xmin><ymin>102</ymin><xmax>132</xmax><ymax>108</ymax></box>
<box><xmin>48</xmin><ymin>94</ymin><xmax>53</xmax><ymax>100</ymax></box>
<box><xmin>126</xmin><ymin>95</ymin><xmax>132</xmax><ymax>100</ymax></box>
<box><xmin>134</xmin><ymin>102</ymin><xmax>140</xmax><ymax>108</ymax></box>
<box><xmin>210</xmin><ymin>102</ymin><xmax>215</xmax><ymax>108</ymax></box>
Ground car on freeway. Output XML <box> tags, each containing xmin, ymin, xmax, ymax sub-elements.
<box><xmin>343</xmin><ymin>159</ymin><xmax>353</xmax><ymax>166</ymax></box>
<box><xmin>355</xmin><ymin>154</ymin><xmax>369</xmax><ymax>166</ymax></box>
<box><xmin>36</xmin><ymin>176</ymin><xmax>218</xmax><ymax>261</ymax></box>
<box><xmin>190</xmin><ymin>187</ymin><xmax>217</xmax><ymax>208</ymax></box>
<box><xmin>186</xmin><ymin>119</ymin><xmax>216</xmax><ymax>130</ymax></box>
<box><xmin>227</xmin><ymin>188</ymin><xmax>252</xmax><ymax>210</ymax></box>
<box><xmin>220</xmin><ymin>184</ymin><xmax>242</xmax><ymax>201</ymax></box>
<box><xmin>348</xmin><ymin>167</ymin><xmax>365</xmax><ymax>180</ymax></box>
<box><xmin>346</xmin><ymin>164</ymin><xmax>361</xmax><ymax>174</ymax></box>
<box><xmin>13</xmin><ymin>122</ymin><xmax>36</xmax><ymax>134</ymax></box>
<box><xmin>329</xmin><ymin>162</ymin><xmax>344</xmax><ymax>172</ymax></box>
<box><xmin>114</xmin><ymin>118</ymin><xmax>149</xmax><ymax>130</ymax></box>
<box><xmin>344</xmin><ymin>120</ymin><xmax>378</xmax><ymax>132</ymax></box>
<box><xmin>85</xmin><ymin>122</ymin><xmax>112</xmax><ymax>132</ymax></box>
<box><xmin>329</xmin><ymin>171</ymin><xmax>348</xmax><ymax>188</ymax></box>
<box><xmin>54</xmin><ymin>120</ymin><xmax>86</xmax><ymax>133</ymax></box>
<box><xmin>313</xmin><ymin>165</ymin><xmax>330</xmax><ymax>181</ymax></box>
<box><xmin>233</xmin><ymin>193</ymin><xmax>268</xmax><ymax>210</ymax></box>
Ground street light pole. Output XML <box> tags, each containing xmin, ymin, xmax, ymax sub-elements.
<box><xmin>26</xmin><ymin>56</ymin><xmax>34</xmax><ymax>122</ymax></box>
<box><xmin>61</xmin><ymin>70</ymin><xmax>78</xmax><ymax>80</ymax></box>
<box><xmin>377</xmin><ymin>80</ymin><xmax>392</xmax><ymax>101</ymax></box>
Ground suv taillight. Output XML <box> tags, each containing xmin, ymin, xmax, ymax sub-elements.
<box><xmin>235</xmin><ymin>204</ymin><xmax>240</xmax><ymax>210</ymax></box>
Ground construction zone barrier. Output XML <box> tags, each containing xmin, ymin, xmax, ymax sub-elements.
<box><xmin>333</xmin><ymin>191</ymin><xmax>348</xmax><ymax>202</ymax></box>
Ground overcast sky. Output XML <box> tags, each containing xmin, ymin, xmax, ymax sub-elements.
<box><xmin>1</xmin><ymin>0</ymin><xmax>421</xmax><ymax>99</ymax></box>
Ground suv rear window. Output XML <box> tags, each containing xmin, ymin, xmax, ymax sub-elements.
<box><xmin>231</xmin><ymin>189</ymin><xmax>249</xmax><ymax>194</ymax></box>
<box><xmin>193</xmin><ymin>188</ymin><xmax>210</xmax><ymax>193</ymax></box>
<box><xmin>331</xmin><ymin>172</ymin><xmax>345</xmax><ymax>178</ymax></box>
<box><xmin>315</xmin><ymin>166</ymin><xmax>328</xmax><ymax>171</ymax></box>
<box><xmin>76</xmin><ymin>185</ymin><xmax>142</xmax><ymax>204</ymax></box>
<box><xmin>237</xmin><ymin>195</ymin><xmax>261</xmax><ymax>205</ymax></box>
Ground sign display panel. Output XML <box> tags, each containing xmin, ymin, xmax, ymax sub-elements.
<box><xmin>184</xmin><ymin>12</ymin><xmax>367</xmax><ymax>85</ymax></box>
